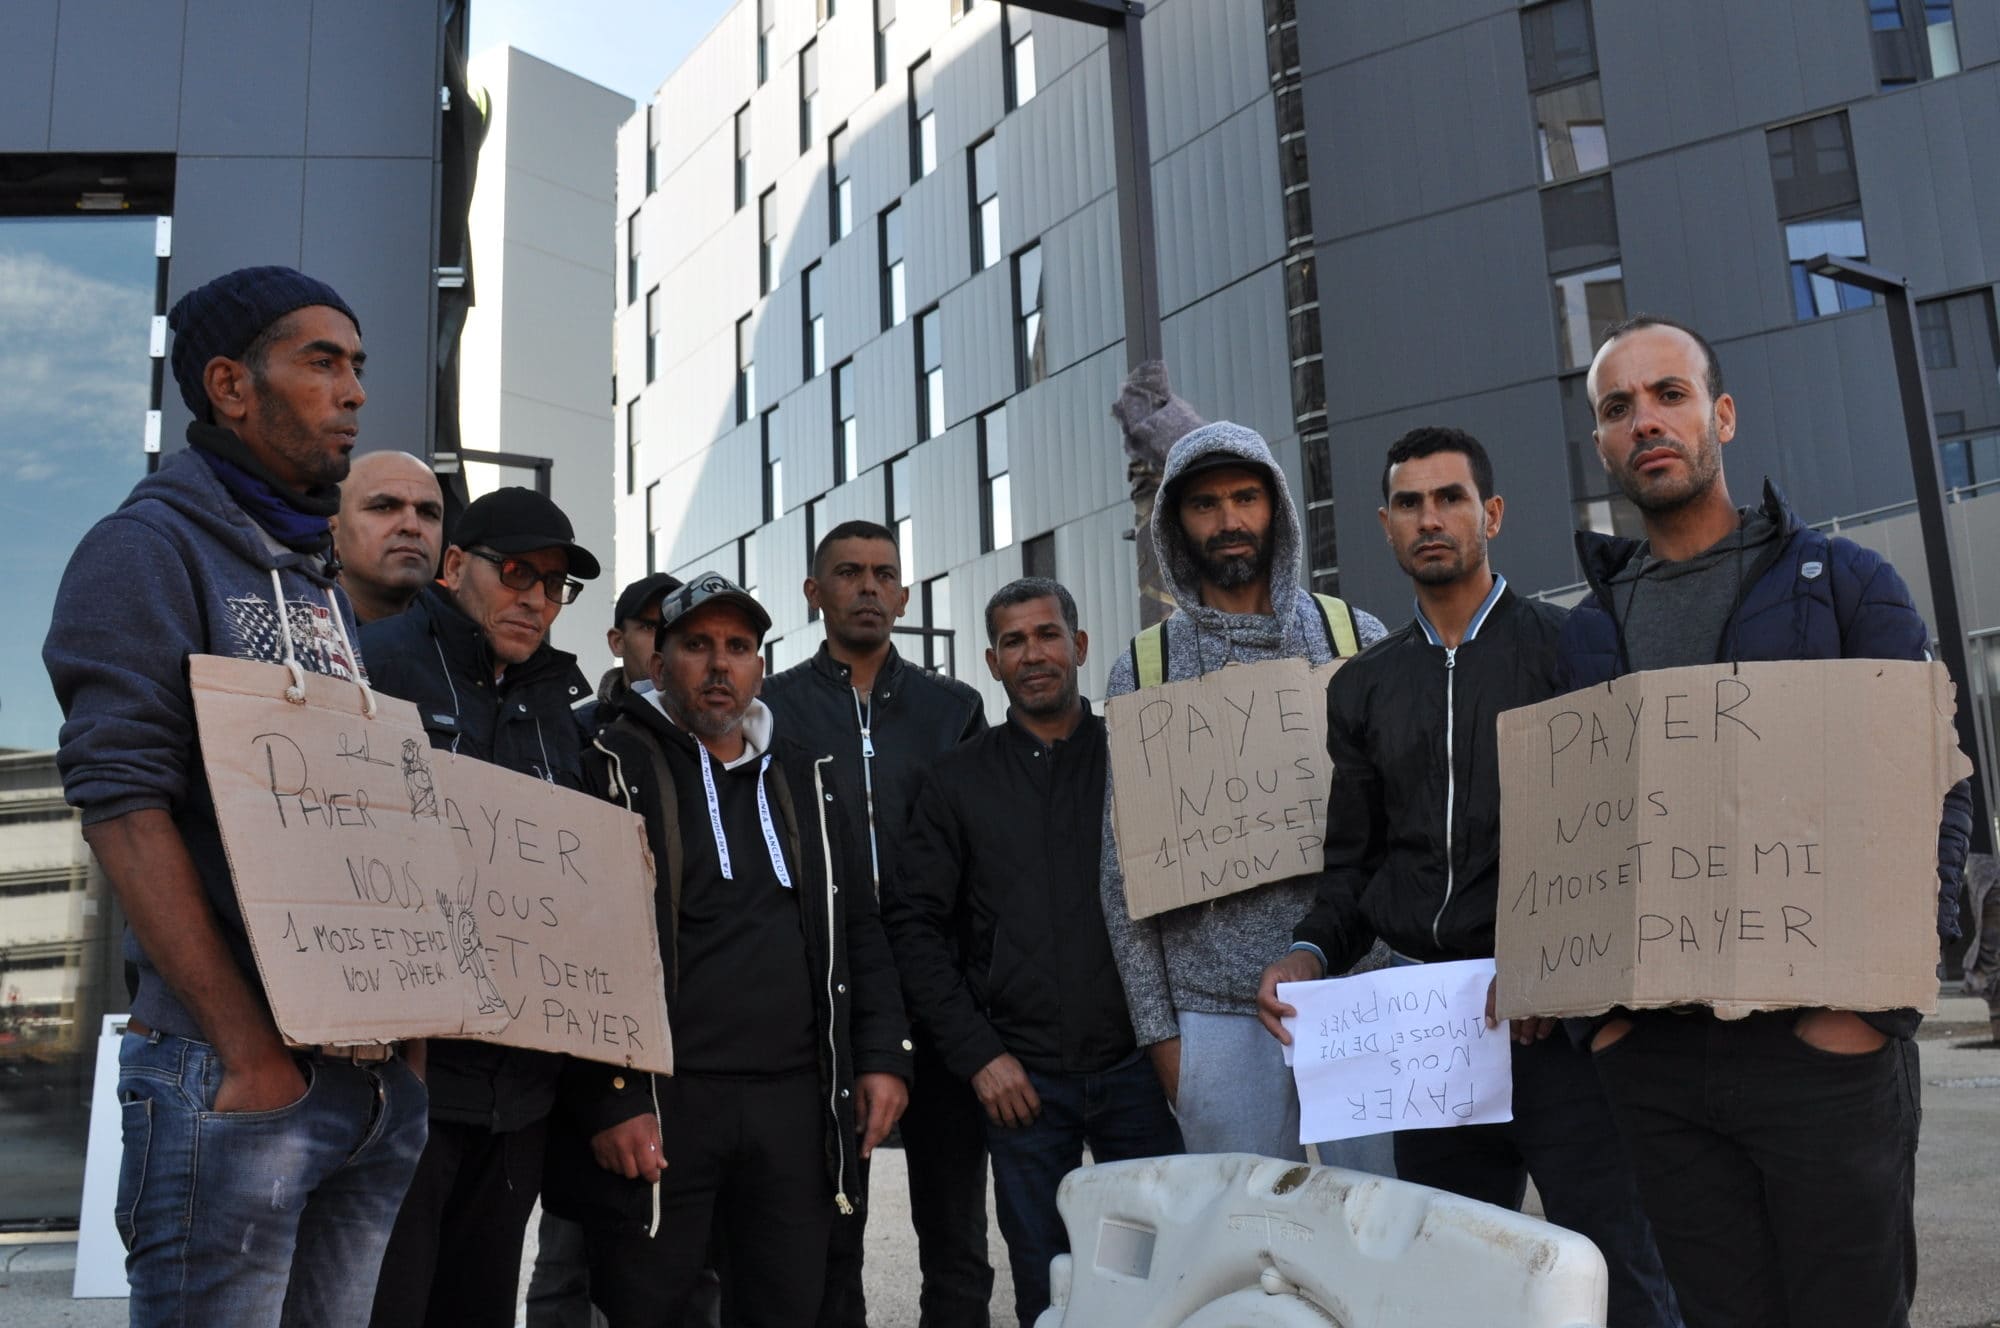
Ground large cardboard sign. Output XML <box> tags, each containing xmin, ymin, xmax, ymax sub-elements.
<box><xmin>435</xmin><ymin>752</ymin><xmax>671</xmax><ymax>1073</ymax></box>
<box><xmin>1107</xmin><ymin>657</ymin><xmax>1340</xmax><ymax>920</ymax></box>
<box><xmin>191</xmin><ymin>656</ymin><xmax>508</xmax><ymax>1045</ymax></box>
<box><xmin>1495</xmin><ymin>660</ymin><xmax>1969</xmax><ymax>1020</ymax></box>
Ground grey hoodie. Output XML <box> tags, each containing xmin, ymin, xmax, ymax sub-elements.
<box><xmin>1098</xmin><ymin>422</ymin><xmax>1387</xmax><ymax>1045</ymax></box>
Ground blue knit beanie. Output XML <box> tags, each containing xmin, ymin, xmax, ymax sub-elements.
<box><xmin>167</xmin><ymin>266</ymin><xmax>360</xmax><ymax>420</ymax></box>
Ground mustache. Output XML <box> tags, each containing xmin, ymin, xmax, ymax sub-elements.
<box><xmin>1203</xmin><ymin>531</ymin><xmax>1262</xmax><ymax>556</ymax></box>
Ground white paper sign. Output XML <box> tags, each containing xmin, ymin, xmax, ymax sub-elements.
<box><xmin>1280</xmin><ymin>959</ymin><xmax>1513</xmax><ymax>1144</ymax></box>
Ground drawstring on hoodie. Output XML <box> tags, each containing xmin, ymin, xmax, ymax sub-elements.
<box><xmin>266</xmin><ymin>568</ymin><xmax>377</xmax><ymax>714</ymax></box>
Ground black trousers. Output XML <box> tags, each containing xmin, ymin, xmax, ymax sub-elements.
<box><xmin>817</xmin><ymin>1037</ymin><xmax>992</xmax><ymax>1328</ymax></box>
<box><xmin>370</xmin><ymin>1116</ymin><xmax>547</xmax><ymax>1328</ymax></box>
<box><xmin>1393</xmin><ymin>1034</ymin><xmax>1680</xmax><ymax>1328</ymax></box>
<box><xmin>586</xmin><ymin>1072</ymin><xmax>832</xmax><ymax>1328</ymax></box>
<box><xmin>1591</xmin><ymin>1010</ymin><xmax>1921</xmax><ymax>1328</ymax></box>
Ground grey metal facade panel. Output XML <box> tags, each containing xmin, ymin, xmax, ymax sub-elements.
<box><xmin>757</xmin><ymin>275</ymin><xmax>805</xmax><ymax>407</ymax></box>
<box><xmin>1043</xmin><ymin>192</ymin><xmax>1124</xmax><ymax>378</ymax></box>
<box><xmin>665</xmin><ymin>425</ymin><xmax>763</xmax><ymax>572</ymax></box>
<box><xmin>932</xmin><ymin>15</ymin><xmax>1005</xmax><ymax>170</ymax></box>
<box><xmin>1009</xmin><ymin>344</ymin><xmax>1127</xmax><ymax>540</ymax></box>
<box><xmin>907</xmin><ymin>421</ymin><xmax>981</xmax><ymax>580</ymax></box>
<box><xmin>778</xmin><ymin>140</ymin><xmax>830</xmax><ymax>285</ymax></box>
<box><xmin>941</xmin><ymin>260</ymin><xmax>1015</xmax><ymax>426</ymax></box>
<box><xmin>178</xmin><ymin>0</ymin><xmax>310</xmax><ymax>156</ymax></box>
<box><xmin>756</xmin><ymin>505</ymin><xmax>814</xmax><ymax>637</ymax></box>
<box><xmin>1299</xmin><ymin>0</ymin><xmax>1511</xmax><ymax>72</ymax></box>
<box><xmin>305</xmin><ymin>0</ymin><xmax>437</xmax><ymax>158</ymax></box>
<box><xmin>1053</xmin><ymin>501</ymin><xmax>1141</xmax><ymax>706</ymax></box>
<box><xmin>1144</xmin><ymin>0</ymin><xmax>1271</xmax><ymax>159</ymax></box>
<box><xmin>1320</xmin><ymin>191</ymin><xmax>1552</xmax><ymax>425</ymax></box>
<box><xmin>49</xmin><ymin>0</ymin><xmax>185</xmax><ymax>151</ymax></box>
<box><xmin>0</xmin><ymin>1</ymin><xmax>58</xmax><ymax>151</ymax></box>
<box><xmin>654</xmin><ymin>4</ymin><xmax>750</xmax><ymax>184</ymax></box>
<box><xmin>903</xmin><ymin>150</ymin><xmax>971</xmax><ymax>317</ymax></box>
<box><xmin>998</xmin><ymin>47</ymin><xmax>1113</xmax><ymax>252</ymax></box>
<box><xmin>1961</xmin><ymin>2</ymin><xmax>2000</xmax><ymax>68</ymax></box>
<box><xmin>301</xmin><ymin>157</ymin><xmax>436</xmax><ymax>449</ymax></box>
<box><xmin>1029</xmin><ymin>10</ymin><xmax>1106</xmax><ymax>93</ymax></box>
<box><xmin>167</xmin><ymin>157</ymin><xmax>307</xmax><ymax>290</ymax></box>
<box><xmin>846</xmin><ymin>85</ymin><xmax>911</xmax><ymax>236</ymax></box>
<box><xmin>820</xmin><ymin>468</ymin><xmax>889</xmax><ymax>531</ymax></box>
<box><xmin>1161</xmin><ymin>262</ymin><xmax>1293</xmax><ymax>447</ymax></box>
<box><xmin>855</xmin><ymin>318</ymin><xmax>919</xmax><ymax>472</ymax></box>
<box><xmin>1852</xmin><ymin>73</ymin><xmax>2000</xmax><ymax>297</ymax></box>
<box><xmin>1151</xmin><ymin>97</ymin><xmax>1285</xmax><ymax>316</ymax></box>
<box><xmin>821</xmin><ymin>228</ymin><xmax>877</xmax><ymax>372</ymax></box>
<box><xmin>937</xmin><ymin>543</ymin><xmax>1018</xmax><ymax>716</ymax></box>
<box><xmin>1712</xmin><ymin>2</ymin><xmax>1806</xmax><ymax>132</ymax></box>
<box><xmin>779</xmin><ymin>369</ymin><xmax>836</xmax><ymax>506</ymax></box>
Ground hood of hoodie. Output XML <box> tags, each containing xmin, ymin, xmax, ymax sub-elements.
<box><xmin>1151</xmin><ymin>421</ymin><xmax>1305</xmax><ymax>621</ymax></box>
<box><xmin>122</xmin><ymin>448</ymin><xmax>337</xmax><ymax>582</ymax></box>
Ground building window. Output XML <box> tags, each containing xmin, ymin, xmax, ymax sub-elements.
<box><xmin>1563</xmin><ymin>372</ymin><xmax>1644</xmax><ymax>538</ymax></box>
<box><xmin>645</xmin><ymin>105</ymin><xmax>659</xmax><ymax>195</ymax></box>
<box><xmin>909</xmin><ymin>56</ymin><xmax>936</xmax><ymax>182</ymax></box>
<box><xmin>626</xmin><ymin>212</ymin><xmax>641</xmax><ymax>304</ymax></box>
<box><xmin>759</xmin><ymin>187</ymin><xmax>778</xmax><ymax>295</ymax></box>
<box><xmin>735</xmin><ymin>104</ymin><xmax>751</xmax><ymax>210</ymax></box>
<box><xmin>806</xmin><ymin>499</ymin><xmax>824</xmax><ymax>615</ymax></box>
<box><xmin>757</xmin><ymin>0</ymin><xmax>774</xmax><ymax>85</ymax></box>
<box><xmin>922</xmin><ymin>574</ymin><xmax>954</xmax><ymax>674</ymax></box>
<box><xmin>1923</xmin><ymin>290</ymin><xmax>2000</xmax><ymax>491</ymax></box>
<box><xmin>1022</xmin><ymin>531</ymin><xmax>1055</xmax><ymax>581</ymax></box>
<box><xmin>979</xmin><ymin>404</ymin><xmax>1012</xmax><ymax>552</ymax></box>
<box><xmin>1542</xmin><ymin>174</ymin><xmax>1625</xmax><ymax>369</ymax></box>
<box><xmin>739</xmin><ymin>532</ymin><xmax>759</xmax><ymax>601</ymax></box>
<box><xmin>803</xmin><ymin>262</ymin><xmax>825</xmax><ymax>378</ymax></box>
<box><xmin>1522</xmin><ymin>2</ymin><xmax>1606</xmax><ymax>184</ymax></box>
<box><xmin>916</xmin><ymin>305</ymin><xmax>944</xmax><ymax>441</ymax></box>
<box><xmin>645</xmin><ymin>286</ymin><xmax>661</xmax><ymax>384</ymax></box>
<box><xmin>880</xmin><ymin>203</ymin><xmax>906</xmax><ymax>329</ymax></box>
<box><xmin>970</xmin><ymin>135</ymin><xmax>1000</xmax><ymax>271</ymax></box>
<box><xmin>818</xmin><ymin>0</ymin><xmax>837</xmax><ymax>24</ymax></box>
<box><xmin>1869</xmin><ymin>0</ymin><xmax>1959</xmax><ymax>88</ymax></box>
<box><xmin>1005</xmin><ymin>9</ymin><xmax>1037</xmax><ymax>109</ymax></box>
<box><xmin>762</xmin><ymin>408</ymin><xmax>783</xmax><ymax>521</ymax></box>
<box><xmin>888</xmin><ymin>451</ymin><xmax>915</xmax><ymax>576</ymax></box>
<box><xmin>1303</xmin><ymin>435</ymin><xmax>1339</xmax><ymax>594</ymax></box>
<box><xmin>834</xmin><ymin>359</ymin><xmax>859</xmax><ymax>482</ymax></box>
<box><xmin>799</xmin><ymin>40</ymin><xmax>818</xmax><ymax>155</ymax></box>
<box><xmin>830</xmin><ymin>125</ymin><xmax>853</xmax><ymax>241</ymax></box>
<box><xmin>736</xmin><ymin>313</ymin><xmax>756</xmax><ymax>425</ymax></box>
<box><xmin>875</xmin><ymin>0</ymin><xmax>895</xmax><ymax>89</ymax></box>
<box><xmin>1767</xmin><ymin>113</ymin><xmax>1876</xmax><ymax>321</ymax></box>
<box><xmin>1013</xmin><ymin>243</ymin><xmax>1045</xmax><ymax>388</ymax></box>
<box><xmin>646</xmin><ymin>482</ymin><xmax>662</xmax><ymax>572</ymax></box>
<box><xmin>626</xmin><ymin>398</ymin><xmax>641</xmax><ymax>496</ymax></box>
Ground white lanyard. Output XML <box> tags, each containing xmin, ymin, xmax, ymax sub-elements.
<box><xmin>696</xmin><ymin>747</ymin><xmax>794</xmax><ymax>889</ymax></box>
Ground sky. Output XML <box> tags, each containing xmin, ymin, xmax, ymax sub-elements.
<box><xmin>469</xmin><ymin>0</ymin><xmax>738</xmax><ymax>104</ymax></box>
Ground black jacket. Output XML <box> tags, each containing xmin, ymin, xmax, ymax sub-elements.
<box><xmin>543</xmin><ymin>690</ymin><xmax>914</xmax><ymax>1229</ymax></box>
<box><xmin>1294</xmin><ymin>582</ymin><xmax>1568</xmax><ymax>973</ymax></box>
<box><xmin>357</xmin><ymin>583</ymin><xmax>592</xmax><ymax>1132</ymax></box>
<box><xmin>760</xmin><ymin>643</ymin><xmax>987</xmax><ymax>898</ymax></box>
<box><xmin>883</xmin><ymin>703</ymin><xmax>1136</xmax><ymax>1082</ymax></box>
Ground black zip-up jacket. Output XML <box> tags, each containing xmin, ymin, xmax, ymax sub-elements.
<box><xmin>541</xmin><ymin>690</ymin><xmax>914</xmax><ymax>1229</ymax></box>
<box><xmin>882</xmin><ymin>702</ymin><xmax>1137</xmax><ymax>1082</ymax></box>
<box><xmin>760</xmin><ymin>643</ymin><xmax>987</xmax><ymax>898</ymax></box>
<box><xmin>358</xmin><ymin>582</ymin><xmax>591</xmax><ymax>1132</ymax></box>
<box><xmin>1293</xmin><ymin>581</ymin><xmax>1568</xmax><ymax>972</ymax></box>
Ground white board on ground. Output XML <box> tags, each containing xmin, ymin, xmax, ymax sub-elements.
<box><xmin>1280</xmin><ymin>958</ymin><xmax>1511</xmax><ymax>1144</ymax></box>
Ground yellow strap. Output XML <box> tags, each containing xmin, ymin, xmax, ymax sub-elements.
<box><xmin>1313</xmin><ymin>593</ymin><xmax>1361</xmax><ymax>658</ymax></box>
<box><xmin>1132</xmin><ymin>621</ymin><xmax>1167</xmax><ymax>690</ymax></box>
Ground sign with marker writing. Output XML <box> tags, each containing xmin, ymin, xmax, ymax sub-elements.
<box><xmin>191</xmin><ymin>656</ymin><xmax>509</xmax><ymax>1045</ymax></box>
<box><xmin>1280</xmin><ymin>959</ymin><xmax>1511</xmax><ymax>1144</ymax></box>
<box><xmin>434</xmin><ymin>752</ymin><xmax>671</xmax><ymax>1073</ymax></box>
<box><xmin>1106</xmin><ymin>657</ymin><xmax>1340</xmax><ymax>920</ymax></box>
<box><xmin>1494</xmin><ymin>660</ymin><xmax>1969</xmax><ymax>1020</ymax></box>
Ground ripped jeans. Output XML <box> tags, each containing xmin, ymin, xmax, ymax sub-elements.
<box><xmin>115</xmin><ymin>1029</ymin><xmax>429</xmax><ymax>1327</ymax></box>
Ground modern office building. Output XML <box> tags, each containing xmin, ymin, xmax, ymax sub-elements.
<box><xmin>621</xmin><ymin>0</ymin><xmax>2000</xmax><ymax>725</ymax></box>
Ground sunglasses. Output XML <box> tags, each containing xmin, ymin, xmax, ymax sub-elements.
<box><xmin>467</xmin><ymin>548</ymin><xmax>584</xmax><ymax>604</ymax></box>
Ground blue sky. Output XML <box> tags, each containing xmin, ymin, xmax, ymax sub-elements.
<box><xmin>470</xmin><ymin>0</ymin><xmax>738</xmax><ymax>103</ymax></box>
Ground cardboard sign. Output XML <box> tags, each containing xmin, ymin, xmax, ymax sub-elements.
<box><xmin>1495</xmin><ymin>660</ymin><xmax>1970</xmax><ymax>1020</ymax></box>
<box><xmin>434</xmin><ymin>752</ymin><xmax>671</xmax><ymax>1074</ymax></box>
<box><xmin>191</xmin><ymin>656</ymin><xmax>509</xmax><ymax>1045</ymax></box>
<box><xmin>1280</xmin><ymin>959</ymin><xmax>1512</xmax><ymax>1143</ymax></box>
<box><xmin>1107</xmin><ymin>657</ymin><xmax>1340</xmax><ymax>920</ymax></box>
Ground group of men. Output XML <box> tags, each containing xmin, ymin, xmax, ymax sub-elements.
<box><xmin>44</xmin><ymin>262</ymin><xmax>1962</xmax><ymax>1328</ymax></box>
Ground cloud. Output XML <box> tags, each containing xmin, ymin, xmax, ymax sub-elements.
<box><xmin>0</xmin><ymin>248</ymin><xmax>153</xmax><ymax>484</ymax></box>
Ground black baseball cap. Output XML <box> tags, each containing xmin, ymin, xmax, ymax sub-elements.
<box><xmin>613</xmin><ymin>572</ymin><xmax>683</xmax><ymax>626</ymax></box>
<box><xmin>657</xmin><ymin>572</ymin><xmax>773</xmax><ymax>643</ymax></box>
<box><xmin>452</xmin><ymin>487</ymin><xmax>601</xmax><ymax>580</ymax></box>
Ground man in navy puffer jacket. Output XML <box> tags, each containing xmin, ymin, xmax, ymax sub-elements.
<box><xmin>1556</xmin><ymin>314</ymin><xmax>1970</xmax><ymax>1328</ymax></box>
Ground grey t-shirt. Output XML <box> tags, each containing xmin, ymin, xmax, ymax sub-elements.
<box><xmin>1607</xmin><ymin>508</ymin><xmax>1782</xmax><ymax>671</ymax></box>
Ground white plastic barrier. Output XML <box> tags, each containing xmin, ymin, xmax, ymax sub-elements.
<box><xmin>1034</xmin><ymin>1154</ymin><xmax>1608</xmax><ymax>1328</ymax></box>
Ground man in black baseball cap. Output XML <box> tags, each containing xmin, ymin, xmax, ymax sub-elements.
<box><xmin>359</xmin><ymin>486</ymin><xmax>600</xmax><ymax>1328</ymax></box>
<box><xmin>571</xmin><ymin>571</ymin><xmax>685</xmax><ymax>739</ymax></box>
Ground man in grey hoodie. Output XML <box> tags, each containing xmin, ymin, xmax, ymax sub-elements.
<box><xmin>1098</xmin><ymin>421</ymin><xmax>1391</xmax><ymax>1164</ymax></box>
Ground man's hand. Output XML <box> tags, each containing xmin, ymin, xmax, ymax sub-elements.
<box><xmin>1257</xmin><ymin>949</ymin><xmax>1326</xmax><ymax>1043</ymax></box>
<box><xmin>1148</xmin><ymin>1038</ymin><xmax>1181</xmax><ymax>1108</ymax></box>
<box><xmin>971</xmin><ymin>1053</ymin><xmax>1042</xmax><ymax>1129</ymax></box>
<box><xmin>1794</xmin><ymin>1009</ymin><xmax>1889</xmax><ymax>1055</ymax></box>
<box><xmin>855</xmin><ymin>1072</ymin><xmax>909</xmax><ymax>1159</ymax></box>
<box><xmin>212</xmin><ymin>1047</ymin><xmax>309</xmax><ymax>1114</ymax></box>
<box><xmin>1485</xmin><ymin>977</ymin><xmax>1558</xmax><ymax>1046</ymax></box>
<box><xmin>1590</xmin><ymin>1017</ymin><xmax>1634</xmax><ymax>1053</ymax></box>
<box><xmin>591</xmin><ymin>1114</ymin><xmax>665</xmax><ymax>1182</ymax></box>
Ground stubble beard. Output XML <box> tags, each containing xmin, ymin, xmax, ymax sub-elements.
<box><xmin>1618</xmin><ymin>416</ymin><xmax>1723</xmax><ymax>515</ymax></box>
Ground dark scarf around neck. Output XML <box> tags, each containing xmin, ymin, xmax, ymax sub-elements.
<box><xmin>187</xmin><ymin>421</ymin><xmax>340</xmax><ymax>554</ymax></box>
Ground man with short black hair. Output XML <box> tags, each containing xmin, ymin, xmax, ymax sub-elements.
<box><xmin>46</xmin><ymin>265</ymin><xmax>427</xmax><ymax>1326</ymax></box>
<box><xmin>332</xmin><ymin>450</ymin><xmax>445</xmax><ymax>623</ymax></box>
<box><xmin>361</xmin><ymin>486</ymin><xmax>600</xmax><ymax>1328</ymax></box>
<box><xmin>763</xmin><ymin>520</ymin><xmax>993</xmax><ymax>1328</ymax></box>
<box><xmin>885</xmin><ymin>577</ymin><xmax>1181</xmax><ymax>1327</ymax></box>
<box><xmin>574</xmin><ymin>571</ymin><xmax>684</xmax><ymax>735</ymax></box>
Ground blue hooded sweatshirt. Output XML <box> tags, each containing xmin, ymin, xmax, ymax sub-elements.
<box><xmin>44</xmin><ymin>448</ymin><xmax>366</xmax><ymax>1040</ymax></box>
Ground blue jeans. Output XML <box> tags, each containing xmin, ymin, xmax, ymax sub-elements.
<box><xmin>982</xmin><ymin>1054</ymin><xmax>1183</xmax><ymax>1328</ymax></box>
<box><xmin>115</xmin><ymin>1030</ymin><xmax>429</xmax><ymax>1327</ymax></box>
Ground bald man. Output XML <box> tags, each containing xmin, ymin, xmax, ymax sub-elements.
<box><xmin>332</xmin><ymin>450</ymin><xmax>445</xmax><ymax>623</ymax></box>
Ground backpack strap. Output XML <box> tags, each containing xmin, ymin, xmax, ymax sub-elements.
<box><xmin>1312</xmin><ymin>593</ymin><xmax>1362</xmax><ymax>658</ymax></box>
<box><xmin>1129</xmin><ymin>615</ymin><xmax>1172</xmax><ymax>690</ymax></box>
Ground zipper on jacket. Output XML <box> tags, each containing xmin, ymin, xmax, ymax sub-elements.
<box><xmin>811</xmin><ymin>755</ymin><xmax>854</xmax><ymax>1215</ymax></box>
<box><xmin>1432</xmin><ymin>647</ymin><xmax>1458</xmax><ymax>948</ymax></box>
<box><xmin>852</xmin><ymin>691</ymin><xmax>882</xmax><ymax>895</ymax></box>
